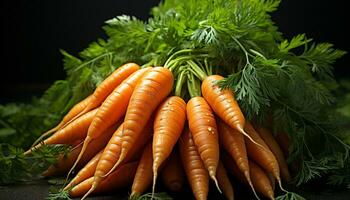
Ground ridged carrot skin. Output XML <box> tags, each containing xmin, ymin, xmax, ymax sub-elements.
<box><xmin>255</xmin><ymin>126</ymin><xmax>291</xmax><ymax>182</ymax></box>
<box><xmin>69</xmin><ymin>161</ymin><xmax>138</xmax><ymax>198</ymax></box>
<box><xmin>217</xmin><ymin>160</ymin><xmax>234</xmax><ymax>200</ymax></box>
<box><xmin>179</xmin><ymin>129</ymin><xmax>209</xmax><ymax>200</ymax></box>
<box><xmin>245</xmin><ymin>122</ymin><xmax>283</xmax><ymax>190</ymax></box>
<box><xmin>161</xmin><ymin>150</ymin><xmax>185</xmax><ymax>192</ymax></box>
<box><xmin>24</xmin><ymin>108</ymin><xmax>98</xmax><ymax>155</ymax></box>
<box><xmin>131</xmin><ymin>143</ymin><xmax>154</xmax><ymax>198</ymax></box>
<box><xmin>63</xmin><ymin>151</ymin><xmax>102</xmax><ymax>191</ymax></box>
<box><xmin>118</xmin><ymin>67</ymin><xmax>173</xmax><ymax>167</ymax></box>
<box><xmin>187</xmin><ymin>97</ymin><xmax>220</xmax><ymax>186</ymax></box>
<box><xmin>152</xmin><ymin>96</ymin><xmax>186</xmax><ymax>192</ymax></box>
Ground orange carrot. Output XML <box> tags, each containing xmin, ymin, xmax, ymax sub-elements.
<box><xmin>116</xmin><ymin>67</ymin><xmax>173</xmax><ymax>169</ymax></box>
<box><xmin>69</xmin><ymin>161</ymin><xmax>138</xmax><ymax>198</ymax></box>
<box><xmin>152</xmin><ymin>96</ymin><xmax>186</xmax><ymax>195</ymax></box>
<box><xmin>217</xmin><ymin>160</ymin><xmax>234</xmax><ymax>200</ymax></box>
<box><xmin>275</xmin><ymin>132</ymin><xmax>290</xmax><ymax>158</ymax></box>
<box><xmin>130</xmin><ymin>142</ymin><xmax>153</xmax><ymax>198</ymax></box>
<box><xmin>201</xmin><ymin>75</ymin><xmax>259</xmax><ymax>146</ymax></box>
<box><xmin>67</xmin><ymin>67</ymin><xmax>151</xmax><ymax>184</ymax></box>
<box><xmin>187</xmin><ymin>97</ymin><xmax>220</xmax><ymax>191</ymax></box>
<box><xmin>24</xmin><ymin>108</ymin><xmax>98</xmax><ymax>155</ymax></box>
<box><xmin>179</xmin><ymin>129</ymin><xmax>209</xmax><ymax>200</ymax></box>
<box><xmin>255</xmin><ymin>126</ymin><xmax>291</xmax><ymax>182</ymax></box>
<box><xmin>161</xmin><ymin>149</ymin><xmax>185</xmax><ymax>192</ymax></box>
<box><xmin>245</xmin><ymin>122</ymin><xmax>284</xmax><ymax>191</ymax></box>
<box><xmin>31</xmin><ymin>95</ymin><xmax>92</xmax><ymax>147</ymax></box>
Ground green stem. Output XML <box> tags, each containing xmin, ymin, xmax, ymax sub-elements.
<box><xmin>187</xmin><ymin>72</ymin><xmax>201</xmax><ymax>98</ymax></box>
<box><xmin>175</xmin><ymin>69</ymin><xmax>188</xmax><ymax>97</ymax></box>
<box><xmin>164</xmin><ymin>49</ymin><xmax>195</xmax><ymax>68</ymax></box>
<box><xmin>73</xmin><ymin>52</ymin><xmax>114</xmax><ymax>72</ymax></box>
<box><xmin>187</xmin><ymin>60</ymin><xmax>207</xmax><ymax>81</ymax></box>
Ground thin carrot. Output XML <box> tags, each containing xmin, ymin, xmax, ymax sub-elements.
<box><xmin>179</xmin><ymin>129</ymin><xmax>209</xmax><ymax>200</ymax></box>
<box><xmin>67</xmin><ymin>67</ymin><xmax>151</xmax><ymax>184</ymax></box>
<box><xmin>245</xmin><ymin>122</ymin><xmax>285</xmax><ymax>191</ymax></box>
<box><xmin>65</xmin><ymin>63</ymin><xmax>140</xmax><ymax>126</ymax></box>
<box><xmin>69</xmin><ymin>161</ymin><xmax>138</xmax><ymax>198</ymax></box>
<box><xmin>249</xmin><ymin>160</ymin><xmax>275</xmax><ymax>200</ymax></box>
<box><xmin>116</xmin><ymin>67</ymin><xmax>173</xmax><ymax>169</ymax></box>
<box><xmin>275</xmin><ymin>132</ymin><xmax>290</xmax><ymax>158</ymax></box>
<box><xmin>31</xmin><ymin>95</ymin><xmax>92</xmax><ymax>147</ymax></box>
<box><xmin>187</xmin><ymin>97</ymin><xmax>221</xmax><ymax>192</ymax></box>
<box><xmin>130</xmin><ymin>142</ymin><xmax>153</xmax><ymax>199</ymax></box>
<box><xmin>217</xmin><ymin>160</ymin><xmax>234</xmax><ymax>200</ymax></box>
<box><xmin>24</xmin><ymin>108</ymin><xmax>98</xmax><ymax>155</ymax></box>
<box><xmin>201</xmin><ymin>75</ymin><xmax>260</xmax><ymax>146</ymax></box>
<box><xmin>152</xmin><ymin>96</ymin><xmax>186</xmax><ymax>195</ymax></box>
<box><xmin>255</xmin><ymin>126</ymin><xmax>291</xmax><ymax>182</ymax></box>
<box><xmin>161</xmin><ymin>149</ymin><xmax>185</xmax><ymax>192</ymax></box>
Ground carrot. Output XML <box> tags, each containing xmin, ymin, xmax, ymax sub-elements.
<box><xmin>130</xmin><ymin>142</ymin><xmax>153</xmax><ymax>199</ymax></box>
<box><xmin>69</xmin><ymin>161</ymin><xmax>138</xmax><ymax>198</ymax></box>
<box><xmin>24</xmin><ymin>108</ymin><xmax>98</xmax><ymax>155</ymax></box>
<box><xmin>31</xmin><ymin>95</ymin><xmax>92</xmax><ymax>147</ymax></box>
<box><xmin>275</xmin><ymin>132</ymin><xmax>290</xmax><ymax>158</ymax></box>
<box><xmin>245</xmin><ymin>122</ymin><xmax>285</xmax><ymax>191</ymax></box>
<box><xmin>152</xmin><ymin>96</ymin><xmax>186</xmax><ymax>195</ymax></box>
<box><xmin>65</xmin><ymin>63</ymin><xmax>140</xmax><ymax>126</ymax></box>
<box><xmin>255</xmin><ymin>126</ymin><xmax>291</xmax><ymax>182</ymax></box>
<box><xmin>179</xmin><ymin>129</ymin><xmax>209</xmax><ymax>200</ymax></box>
<box><xmin>186</xmin><ymin>96</ymin><xmax>221</xmax><ymax>191</ymax></box>
<box><xmin>161</xmin><ymin>149</ymin><xmax>185</xmax><ymax>192</ymax></box>
<box><xmin>63</xmin><ymin>151</ymin><xmax>102</xmax><ymax>191</ymax></box>
<box><xmin>216</xmin><ymin>160</ymin><xmax>234</xmax><ymax>200</ymax></box>
<box><xmin>116</xmin><ymin>67</ymin><xmax>173</xmax><ymax>169</ymax></box>
<box><xmin>201</xmin><ymin>75</ymin><xmax>260</xmax><ymax>146</ymax></box>
<box><xmin>67</xmin><ymin>67</ymin><xmax>151</xmax><ymax>183</ymax></box>
<box><xmin>249</xmin><ymin>160</ymin><xmax>275</xmax><ymax>200</ymax></box>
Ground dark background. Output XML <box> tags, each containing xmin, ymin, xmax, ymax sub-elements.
<box><xmin>1</xmin><ymin>0</ymin><xmax>349</xmax><ymax>103</ymax></box>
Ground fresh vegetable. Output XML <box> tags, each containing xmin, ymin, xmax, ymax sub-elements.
<box><xmin>161</xmin><ymin>150</ymin><xmax>185</xmax><ymax>192</ymax></box>
<box><xmin>216</xmin><ymin>160</ymin><xmax>234</xmax><ymax>200</ymax></box>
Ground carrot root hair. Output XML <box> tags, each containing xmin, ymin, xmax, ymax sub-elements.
<box><xmin>210</xmin><ymin>174</ymin><xmax>222</xmax><ymax>194</ymax></box>
<box><xmin>151</xmin><ymin>170</ymin><xmax>158</xmax><ymax>200</ymax></box>
<box><xmin>237</xmin><ymin>126</ymin><xmax>267</xmax><ymax>151</ymax></box>
<box><xmin>278</xmin><ymin>178</ymin><xmax>288</xmax><ymax>193</ymax></box>
<box><xmin>30</xmin><ymin>124</ymin><xmax>61</xmax><ymax>147</ymax></box>
<box><xmin>247</xmin><ymin>177</ymin><xmax>260</xmax><ymax>200</ymax></box>
<box><xmin>80</xmin><ymin>181</ymin><xmax>97</xmax><ymax>200</ymax></box>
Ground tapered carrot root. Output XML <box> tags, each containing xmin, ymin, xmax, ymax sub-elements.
<box><xmin>117</xmin><ymin>67</ymin><xmax>173</xmax><ymax>169</ymax></box>
<box><xmin>25</xmin><ymin>108</ymin><xmax>98</xmax><ymax>155</ymax></box>
<box><xmin>249</xmin><ymin>161</ymin><xmax>275</xmax><ymax>200</ymax></box>
<box><xmin>187</xmin><ymin>97</ymin><xmax>221</xmax><ymax>192</ymax></box>
<box><xmin>152</xmin><ymin>96</ymin><xmax>186</xmax><ymax>195</ymax></box>
<box><xmin>69</xmin><ymin>161</ymin><xmax>138</xmax><ymax>198</ymax></box>
<box><xmin>130</xmin><ymin>143</ymin><xmax>154</xmax><ymax>199</ymax></box>
<box><xmin>161</xmin><ymin>150</ymin><xmax>185</xmax><ymax>192</ymax></box>
<box><xmin>255</xmin><ymin>126</ymin><xmax>291</xmax><ymax>182</ymax></box>
<box><xmin>179</xmin><ymin>129</ymin><xmax>209</xmax><ymax>200</ymax></box>
<box><xmin>217</xmin><ymin>160</ymin><xmax>234</xmax><ymax>200</ymax></box>
<box><xmin>245</xmin><ymin>122</ymin><xmax>285</xmax><ymax>192</ymax></box>
<box><xmin>31</xmin><ymin>95</ymin><xmax>92</xmax><ymax>147</ymax></box>
<box><xmin>275</xmin><ymin>132</ymin><xmax>290</xmax><ymax>158</ymax></box>
<box><xmin>201</xmin><ymin>75</ymin><xmax>261</xmax><ymax>147</ymax></box>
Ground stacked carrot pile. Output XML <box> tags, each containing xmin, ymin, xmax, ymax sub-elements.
<box><xmin>25</xmin><ymin>62</ymin><xmax>291</xmax><ymax>200</ymax></box>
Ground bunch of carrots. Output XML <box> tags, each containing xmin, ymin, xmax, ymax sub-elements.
<box><xmin>25</xmin><ymin>61</ymin><xmax>292</xmax><ymax>200</ymax></box>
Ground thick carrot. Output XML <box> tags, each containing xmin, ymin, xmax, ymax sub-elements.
<box><xmin>152</xmin><ymin>96</ymin><xmax>186</xmax><ymax>195</ymax></box>
<box><xmin>66</xmin><ymin>63</ymin><xmax>140</xmax><ymax>126</ymax></box>
<box><xmin>217</xmin><ymin>160</ymin><xmax>234</xmax><ymax>200</ymax></box>
<box><xmin>67</xmin><ymin>67</ymin><xmax>151</xmax><ymax>183</ymax></box>
<box><xmin>31</xmin><ymin>95</ymin><xmax>92</xmax><ymax>147</ymax></box>
<box><xmin>179</xmin><ymin>129</ymin><xmax>209</xmax><ymax>200</ymax></box>
<box><xmin>69</xmin><ymin>161</ymin><xmax>138</xmax><ymax>198</ymax></box>
<box><xmin>255</xmin><ymin>126</ymin><xmax>291</xmax><ymax>182</ymax></box>
<box><xmin>24</xmin><ymin>108</ymin><xmax>98</xmax><ymax>155</ymax></box>
<box><xmin>161</xmin><ymin>149</ymin><xmax>185</xmax><ymax>192</ymax></box>
<box><xmin>187</xmin><ymin>97</ymin><xmax>220</xmax><ymax>191</ymax></box>
<box><xmin>245</xmin><ymin>122</ymin><xmax>284</xmax><ymax>191</ymax></box>
<box><xmin>130</xmin><ymin>142</ymin><xmax>153</xmax><ymax>199</ymax></box>
<box><xmin>201</xmin><ymin>75</ymin><xmax>259</xmax><ymax>146</ymax></box>
<box><xmin>116</xmin><ymin>67</ymin><xmax>173</xmax><ymax>169</ymax></box>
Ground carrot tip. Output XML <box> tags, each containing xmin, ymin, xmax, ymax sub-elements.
<box><xmin>248</xmin><ymin>180</ymin><xmax>260</xmax><ymax>200</ymax></box>
<box><xmin>211</xmin><ymin>175</ymin><xmax>222</xmax><ymax>194</ymax></box>
<box><xmin>237</xmin><ymin>127</ymin><xmax>267</xmax><ymax>150</ymax></box>
<box><xmin>81</xmin><ymin>182</ymin><xmax>97</xmax><ymax>200</ymax></box>
<box><xmin>152</xmin><ymin>171</ymin><xmax>158</xmax><ymax>200</ymax></box>
<box><xmin>278</xmin><ymin>179</ymin><xmax>288</xmax><ymax>193</ymax></box>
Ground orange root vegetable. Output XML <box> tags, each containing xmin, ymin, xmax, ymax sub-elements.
<box><xmin>130</xmin><ymin>143</ymin><xmax>154</xmax><ymax>198</ymax></box>
<box><xmin>245</xmin><ymin>122</ymin><xmax>285</xmax><ymax>191</ymax></box>
<box><xmin>161</xmin><ymin>149</ymin><xmax>185</xmax><ymax>192</ymax></box>
<box><xmin>187</xmin><ymin>97</ymin><xmax>220</xmax><ymax>191</ymax></box>
<box><xmin>117</xmin><ymin>67</ymin><xmax>173</xmax><ymax>169</ymax></box>
<box><xmin>24</xmin><ymin>108</ymin><xmax>98</xmax><ymax>155</ymax></box>
<box><xmin>201</xmin><ymin>75</ymin><xmax>259</xmax><ymax>146</ymax></box>
<box><xmin>217</xmin><ymin>160</ymin><xmax>234</xmax><ymax>200</ymax></box>
<box><xmin>31</xmin><ymin>95</ymin><xmax>92</xmax><ymax>147</ymax></box>
<box><xmin>255</xmin><ymin>126</ymin><xmax>291</xmax><ymax>182</ymax></box>
<box><xmin>275</xmin><ymin>132</ymin><xmax>290</xmax><ymax>158</ymax></box>
<box><xmin>152</xmin><ymin>96</ymin><xmax>186</xmax><ymax>195</ymax></box>
<box><xmin>69</xmin><ymin>161</ymin><xmax>138</xmax><ymax>198</ymax></box>
<box><xmin>249</xmin><ymin>161</ymin><xmax>275</xmax><ymax>200</ymax></box>
<box><xmin>179</xmin><ymin>129</ymin><xmax>209</xmax><ymax>200</ymax></box>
